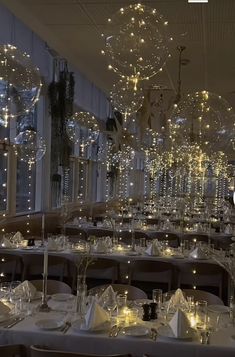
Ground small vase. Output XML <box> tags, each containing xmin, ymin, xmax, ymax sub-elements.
<box><xmin>76</xmin><ymin>275</ymin><xmax>87</xmax><ymax>318</ymax></box>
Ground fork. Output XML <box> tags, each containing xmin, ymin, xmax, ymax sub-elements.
<box><xmin>4</xmin><ymin>316</ymin><xmax>24</xmax><ymax>329</ymax></box>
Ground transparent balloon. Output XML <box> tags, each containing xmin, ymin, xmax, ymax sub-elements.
<box><xmin>105</xmin><ymin>3</ymin><xmax>172</xmax><ymax>81</ymax></box>
<box><xmin>137</xmin><ymin>128</ymin><xmax>165</xmax><ymax>154</ymax></box>
<box><xmin>111</xmin><ymin>79</ymin><xmax>144</xmax><ymax>116</ymax></box>
<box><xmin>169</xmin><ymin>91</ymin><xmax>235</xmax><ymax>156</ymax></box>
<box><xmin>0</xmin><ymin>44</ymin><xmax>42</xmax><ymax>126</ymax></box>
<box><xmin>13</xmin><ymin>129</ymin><xmax>46</xmax><ymax>165</ymax></box>
<box><xmin>66</xmin><ymin>112</ymin><xmax>99</xmax><ymax>147</ymax></box>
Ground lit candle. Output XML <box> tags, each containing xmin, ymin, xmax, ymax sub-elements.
<box><xmin>43</xmin><ymin>248</ymin><xmax>48</xmax><ymax>276</ymax></box>
<box><xmin>42</xmin><ymin>213</ymin><xmax>45</xmax><ymax>231</ymax></box>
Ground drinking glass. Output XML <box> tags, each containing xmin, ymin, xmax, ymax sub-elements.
<box><xmin>152</xmin><ymin>289</ymin><xmax>162</xmax><ymax>311</ymax></box>
<box><xmin>103</xmin><ymin>293</ymin><xmax>117</xmax><ymax>318</ymax></box>
<box><xmin>195</xmin><ymin>300</ymin><xmax>208</xmax><ymax>330</ymax></box>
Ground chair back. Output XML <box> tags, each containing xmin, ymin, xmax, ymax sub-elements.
<box><xmin>89</xmin><ymin>283</ymin><xmax>147</xmax><ymax>300</ymax></box>
<box><xmin>0</xmin><ymin>253</ymin><xmax>23</xmax><ymax>281</ymax></box>
<box><xmin>182</xmin><ymin>289</ymin><xmax>224</xmax><ymax>305</ymax></box>
<box><xmin>30</xmin><ymin>279</ymin><xmax>72</xmax><ymax>294</ymax></box>
<box><xmin>149</xmin><ymin>232</ymin><xmax>179</xmax><ymax>247</ymax></box>
<box><xmin>86</xmin><ymin>258</ymin><xmax>119</xmax><ymax>283</ymax></box>
<box><xmin>183</xmin><ymin>234</ymin><xmax>209</xmax><ymax>244</ymax></box>
<box><xmin>130</xmin><ymin>260</ymin><xmax>174</xmax><ymax>291</ymax></box>
<box><xmin>0</xmin><ymin>344</ymin><xmax>27</xmax><ymax>357</ymax></box>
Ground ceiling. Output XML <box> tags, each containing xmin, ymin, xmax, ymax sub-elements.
<box><xmin>1</xmin><ymin>0</ymin><xmax>235</xmax><ymax>105</ymax></box>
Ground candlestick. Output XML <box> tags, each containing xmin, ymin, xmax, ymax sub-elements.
<box><xmin>39</xmin><ymin>247</ymin><xmax>51</xmax><ymax>312</ymax></box>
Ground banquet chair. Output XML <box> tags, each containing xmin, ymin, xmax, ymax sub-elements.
<box><xmin>168</xmin><ymin>289</ymin><xmax>224</xmax><ymax>305</ymax></box>
<box><xmin>183</xmin><ymin>234</ymin><xmax>209</xmax><ymax>244</ymax></box>
<box><xmin>65</xmin><ymin>228</ymin><xmax>88</xmax><ymax>240</ymax></box>
<box><xmin>22</xmin><ymin>255</ymin><xmax>70</xmax><ymax>281</ymax></box>
<box><xmin>148</xmin><ymin>232</ymin><xmax>179</xmax><ymax>248</ymax></box>
<box><xmin>89</xmin><ymin>284</ymin><xmax>147</xmax><ymax>300</ymax></box>
<box><xmin>183</xmin><ymin>289</ymin><xmax>224</xmax><ymax>305</ymax></box>
<box><xmin>87</xmin><ymin>229</ymin><xmax>113</xmax><ymax>238</ymax></box>
<box><xmin>30</xmin><ymin>346</ymin><xmax>131</xmax><ymax>357</ymax></box>
<box><xmin>129</xmin><ymin>260</ymin><xmax>174</xmax><ymax>291</ymax></box>
<box><xmin>0</xmin><ymin>253</ymin><xmax>23</xmax><ymax>281</ymax></box>
<box><xmin>0</xmin><ymin>344</ymin><xmax>27</xmax><ymax>357</ymax></box>
<box><xmin>86</xmin><ymin>258</ymin><xmax>119</xmax><ymax>284</ymax></box>
<box><xmin>30</xmin><ymin>279</ymin><xmax>72</xmax><ymax>294</ymax></box>
<box><xmin>177</xmin><ymin>262</ymin><xmax>224</xmax><ymax>298</ymax></box>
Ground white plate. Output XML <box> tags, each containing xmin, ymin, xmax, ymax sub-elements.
<box><xmin>35</xmin><ymin>318</ymin><xmax>64</xmax><ymax>330</ymax></box>
<box><xmin>208</xmin><ymin>305</ymin><xmax>229</xmax><ymax>313</ymax></box>
<box><xmin>51</xmin><ymin>293</ymin><xmax>75</xmax><ymax>302</ymax></box>
<box><xmin>124</xmin><ymin>325</ymin><xmax>149</xmax><ymax>337</ymax></box>
<box><xmin>72</xmin><ymin>319</ymin><xmax>110</xmax><ymax>333</ymax></box>
<box><xmin>158</xmin><ymin>325</ymin><xmax>194</xmax><ymax>341</ymax></box>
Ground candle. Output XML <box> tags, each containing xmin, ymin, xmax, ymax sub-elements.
<box><xmin>43</xmin><ymin>248</ymin><xmax>48</xmax><ymax>276</ymax></box>
<box><xmin>42</xmin><ymin>213</ymin><xmax>45</xmax><ymax>231</ymax></box>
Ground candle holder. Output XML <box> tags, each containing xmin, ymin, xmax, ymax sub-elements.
<box><xmin>39</xmin><ymin>273</ymin><xmax>51</xmax><ymax>312</ymax></box>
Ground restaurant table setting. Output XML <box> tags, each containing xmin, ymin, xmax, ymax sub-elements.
<box><xmin>0</xmin><ymin>281</ymin><xmax>235</xmax><ymax>356</ymax></box>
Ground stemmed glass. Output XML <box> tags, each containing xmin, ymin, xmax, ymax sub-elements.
<box><xmin>103</xmin><ymin>293</ymin><xmax>117</xmax><ymax>319</ymax></box>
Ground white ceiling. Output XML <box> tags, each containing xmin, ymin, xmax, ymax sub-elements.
<box><xmin>1</xmin><ymin>0</ymin><xmax>235</xmax><ymax>105</ymax></box>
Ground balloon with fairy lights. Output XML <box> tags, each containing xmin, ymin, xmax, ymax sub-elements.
<box><xmin>111</xmin><ymin>79</ymin><xmax>144</xmax><ymax>117</ymax></box>
<box><xmin>13</xmin><ymin>129</ymin><xmax>46</xmax><ymax>165</ymax></box>
<box><xmin>104</xmin><ymin>3</ymin><xmax>172</xmax><ymax>85</ymax></box>
<box><xmin>0</xmin><ymin>44</ymin><xmax>42</xmax><ymax>127</ymax></box>
<box><xmin>66</xmin><ymin>111</ymin><xmax>99</xmax><ymax>147</ymax></box>
<box><xmin>169</xmin><ymin>91</ymin><xmax>235</xmax><ymax>155</ymax></box>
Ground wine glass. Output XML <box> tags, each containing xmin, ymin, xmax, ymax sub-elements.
<box><xmin>103</xmin><ymin>293</ymin><xmax>117</xmax><ymax>319</ymax></box>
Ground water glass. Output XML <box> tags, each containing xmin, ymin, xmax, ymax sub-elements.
<box><xmin>195</xmin><ymin>300</ymin><xmax>208</xmax><ymax>330</ymax></box>
<box><xmin>152</xmin><ymin>289</ymin><xmax>162</xmax><ymax>310</ymax></box>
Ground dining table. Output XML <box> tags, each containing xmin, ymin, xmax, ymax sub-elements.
<box><xmin>0</xmin><ymin>293</ymin><xmax>235</xmax><ymax>357</ymax></box>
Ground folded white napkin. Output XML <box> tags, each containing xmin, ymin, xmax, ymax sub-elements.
<box><xmin>83</xmin><ymin>299</ymin><xmax>109</xmax><ymax>330</ymax></box>
<box><xmin>98</xmin><ymin>285</ymin><xmax>116</xmax><ymax>306</ymax></box>
<box><xmin>145</xmin><ymin>239</ymin><xmax>161</xmax><ymax>256</ymax></box>
<box><xmin>93</xmin><ymin>239</ymin><xmax>107</xmax><ymax>253</ymax></box>
<box><xmin>189</xmin><ymin>246</ymin><xmax>207</xmax><ymax>260</ymax></box>
<box><xmin>13</xmin><ymin>231</ymin><xmax>24</xmax><ymax>241</ymax></box>
<box><xmin>13</xmin><ymin>280</ymin><xmax>37</xmax><ymax>299</ymax></box>
<box><xmin>47</xmin><ymin>238</ymin><xmax>59</xmax><ymax>251</ymax></box>
<box><xmin>225</xmin><ymin>224</ymin><xmax>232</xmax><ymax>234</ymax></box>
<box><xmin>168</xmin><ymin>289</ymin><xmax>189</xmax><ymax>312</ymax></box>
<box><xmin>169</xmin><ymin>308</ymin><xmax>192</xmax><ymax>338</ymax></box>
<box><xmin>1</xmin><ymin>236</ymin><xmax>14</xmax><ymax>248</ymax></box>
<box><xmin>0</xmin><ymin>301</ymin><xmax>10</xmax><ymax>315</ymax></box>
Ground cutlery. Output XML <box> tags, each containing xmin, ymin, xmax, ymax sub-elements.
<box><xmin>4</xmin><ymin>316</ymin><xmax>24</xmax><ymax>329</ymax></box>
<box><xmin>62</xmin><ymin>321</ymin><xmax>71</xmax><ymax>334</ymax></box>
<box><xmin>150</xmin><ymin>328</ymin><xmax>158</xmax><ymax>341</ymax></box>
<box><xmin>109</xmin><ymin>325</ymin><xmax>117</xmax><ymax>337</ymax></box>
<box><xmin>113</xmin><ymin>326</ymin><xmax>121</xmax><ymax>337</ymax></box>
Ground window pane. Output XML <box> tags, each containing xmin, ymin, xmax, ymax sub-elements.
<box><xmin>16</xmin><ymin>160</ymin><xmax>36</xmax><ymax>213</ymax></box>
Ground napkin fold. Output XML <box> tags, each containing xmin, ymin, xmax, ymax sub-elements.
<box><xmin>93</xmin><ymin>239</ymin><xmax>107</xmax><ymax>253</ymax></box>
<box><xmin>47</xmin><ymin>238</ymin><xmax>59</xmax><ymax>251</ymax></box>
<box><xmin>0</xmin><ymin>236</ymin><xmax>14</xmax><ymax>248</ymax></box>
<box><xmin>167</xmin><ymin>288</ymin><xmax>189</xmax><ymax>312</ymax></box>
<box><xmin>12</xmin><ymin>231</ymin><xmax>24</xmax><ymax>241</ymax></box>
<box><xmin>189</xmin><ymin>246</ymin><xmax>207</xmax><ymax>260</ymax></box>
<box><xmin>83</xmin><ymin>299</ymin><xmax>109</xmax><ymax>330</ymax></box>
<box><xmin>169</xmin><ymin>308</ymin><xmax>192</xmax><ymax>338</ymax></box>
<box><xmin>13</xmin><ymin>280</ymin><xmax>37</xmax><ymax>299</ymax></box>
<box><xmin>145</xmin><ymin>239</ymin><xmax>161</xmax><ymax>256</ymax></box>
<box><xmin>98</xmin><ymin>285</ymin><xmax>116</xmax><ymax>306</ymax></box>
<box><xmin>225</xmin><ymin>224</ymin><xmax>232</xmax><ymax>234</ymax></box>
<box><xmin>0</xmin><ymin>301</ymin><xmax>10</xmax><ymax>315</ymax></box>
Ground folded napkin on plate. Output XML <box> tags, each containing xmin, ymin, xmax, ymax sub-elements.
<box><xmin>189</xmin><ymin>246</ymin><xmax>207</xmax><ymax>260</ymax></box>
<box><xmin>168</xmin><ymin>288</ymin><xmax>189</xmax><ymax>312</ymax></box>
<box><xmin>12</xmin><ymin>231</ymin><xmax>24</xmax><ymax>241</ymax></box>
<box><xmin>93</xmin><ymin>239</ymin><xmax>107</xmax><ymax>253</ymax></box>
<box><xmin>225</xmin><ymin>224</ymin><xmax>232</xmax><ymax>234</ymax></box>
<box><xmin>145</xmin><ymin>239</ymin><xmax>161</xmax><ymax>256</ymax></box>
<box><xmin>83</xmin><ymin>299</ymin><xmax>109</xmax><ymax>330</ymax></box>
<box><xmin>47</xmin><ymin>238</ymin><xmax>60</xmax><ymax>251</ymax></box>
<box><xmin>0</xmin><ymin>236</ymin><xmax>14</xmax><ymax>248</ymax></box>
<box><xmin>98</xmin><ymin>285</ymin><xmax>116</xmax><ymax>306</ymax></box>
<box><xmin>169</xmin><ymin>308</ymin><xmax>192</xmax><ymax>338</ymax></box>
<box><xmin>13</xmin><ymin>280</ymin><xmax>37</xmax><ymax>299</ymax></box>
<box><xmin>0</xmin><ymin>301</ymin><xmax>11</xmax><ymax>315</ymax></box>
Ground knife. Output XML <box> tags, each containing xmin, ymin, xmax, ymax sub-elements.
<box><xmin>4</xmin><ymin>316</ymin><xmax>24</xmax><ymax>329</ymax></box>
